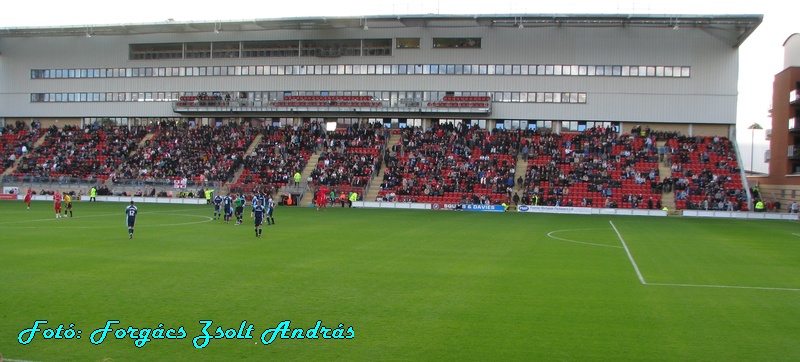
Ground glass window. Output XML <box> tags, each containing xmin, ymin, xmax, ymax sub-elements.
<box><xmin>479</xmin><ymin>65</ymin><xmax>487</xmax><ymax>74</ymax></box>
<box><xmin>646</xmin><ymin>66</ymin><xmax>656</xmax><ymax>76</ymax></box>
<box><xmin>432</xmin><ymin>37</ymin><xmax>480</xmax><ymax>48</ymax></box>
<box><xmin>512</xmin><ymin>65</ymin><xmax>521</xmax><ymax>75</ymax></box>
<box><xmin>495</xmin><ymin>65</ymin><xmax>504</xmax><ymax>75</ymax></box>
<box><xmin>430</xmin><ymin>64</ymin><xmax>439</xmax><ymax>74</ymax></box>
<box><xmin>681</xmin><ymin>67</ymin><xmax>691</xmax><ymax>77</ymax></box>
<box><xmin>529</xmin><ymin>65</ymin><xmax>537</xmax><ymax>75</ymax></box>
<box><xmin>664</xmin><ymin>66</ymin><xmax>673</xmax><ymax>77</ymax></box>
<box><xmin>463</xmin><ymin>65</ymin><xmax>472</xmax><ymax>74</ymax></box>
<box><xmin>396</xmin><ymin>38</ymin><xmax>420</xmax><ymax>48</ymax></box>
<box><xmin>398</xmin><ymin>64</ymin><xmax>407</xmax><ymax>74</ymax></box>
<box><xmin>596</xmin><ymin>66</ymin><xmax>605</xmax><ymax>76</ymax></box>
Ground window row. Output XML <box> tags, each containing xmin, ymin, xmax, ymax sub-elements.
<box><xmin>30</xmin><ymin>90</ymin><xmax>588</xmax><ymax>104</ymax></box>
<box><xmin>76</xmin><ymin>117</ymin><xmax>612</xmax><ymax>132</ymax></box>
<box><xmin>129</xmin><ymin>39</ymin><xmax>395</xmax><ymax>60</ymax></box>
<box><xmin>31</xmin><ymin>64</ymin><xmax>690</xmax><ymax>79</ymax></box>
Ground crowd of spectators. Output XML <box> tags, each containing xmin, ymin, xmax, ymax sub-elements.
<box><xmin>236</xmin><ymin>123</ymin><xmax>320</xmax><ymax>190</ymax></box>
<box><xmin>1</xmin><ymin>121</ymin><xmax>43</xmax><ymax>174</ymax></box>
<box><xmin>309</xmin><ymin>123</ymin><xmax>386</xmax><ymax>192</ymax></box>
<box><xmin>119</xmin><ymin>124</ymin><xmax>255</xmax><ymax>184</ymax></box>
<box><xmin>519</xmin><ymin>126</ymin><xmax>663</xmax><ymax>208</ymax></box>
<box><xmin>668</xmin><ymin>136</ymin><xmax>748</xmax><ymax>210</ymax></box>
<box><xmin>379</xmin><ymin>123</ymin><xmax>517</xmax><ymax>203</ymax></box>
<box><xmin>1</xmin><ymin>120</ymin><xmax>755</xmax><ymax>212</ymax></box>
<box><xmin>13</xmin><ymin>125</ymin><xmax>147</xmax><ymax>183</ymax></box>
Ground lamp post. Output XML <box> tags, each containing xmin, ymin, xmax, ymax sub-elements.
<box><xmin>747</xmin><ymin>122</ymin><xmax>763</xmax><ymax>174</ymax></box>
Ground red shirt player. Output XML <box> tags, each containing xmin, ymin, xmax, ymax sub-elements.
<box><xmin>53</xmin><ymin>192</ymin><xmax>62</xmax><ymax>218</ymax></box>
<box><xmin>23</xmin><ymin>188</ymin><xmax>33</xmax><ymax>210</ymax></box>
<box><xmin>317</xmin><ymin>187</ymin><xmax>329</xmax><ymax>211</ymax></box>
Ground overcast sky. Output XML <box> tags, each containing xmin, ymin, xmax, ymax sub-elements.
<box><xmin>2</xmin><ymin>0</ymin><xmax>794</xmax><ymax>172</ymax></box>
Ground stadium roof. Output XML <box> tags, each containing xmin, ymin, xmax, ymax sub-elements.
<box><xmin>0</xmin><ymin>13</ymin><xmax>762</xmax><ymax>47</ymax></box>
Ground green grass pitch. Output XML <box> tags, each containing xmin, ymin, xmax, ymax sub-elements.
<box><xmin>1</xmin><ymin>200</ymin><xmax>799</xmax><ymax>361</ymax></box>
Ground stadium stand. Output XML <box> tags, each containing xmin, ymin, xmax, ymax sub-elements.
<box><xmin>12</xmin><ymin>125</ymin><xmax>146</xmax><ymax>183</ymax></box>
<box><xmin>119</xmin><ymin>124</ymin><xmax>254</xmax><ymax>184</ymax></box>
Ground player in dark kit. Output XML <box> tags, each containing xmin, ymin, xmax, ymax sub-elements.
<box><xmin>251</xmin><ymin>199</ymin><xmax>265</xmax><ymax>237</ymax></box>
<box><xmin>125</xmin><ymin>200</ymin><xmax>138</xmax><ymax>239</ymax></box>
<box><xmin>222</xmin><ymin>194</ymin><xmax>233</xmax><ymax>224</ymax></box>
<box><xmin>213</xmin><ymin>195</ymin><xmax>223</xmax><ymax>219</ymax></box>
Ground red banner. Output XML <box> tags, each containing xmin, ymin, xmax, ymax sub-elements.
<box><xmin>0</xmin><ymin>194</ymin><xmax>19</xmax><ymax>200</ymax></box>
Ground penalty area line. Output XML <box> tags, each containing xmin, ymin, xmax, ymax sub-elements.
<box><xmin>609</xmin><ymin>220</ymin><xmax>646</xmax><ymax>285</ymax></box>
<box><xmin>645</xmin><ymin>282</ymin><xmax>800</xmax><ymax>292</ymax></box>
<box><xmin>609</xmin><ymin>220</ymin><xmax>800</xmax><ymax>292</ymax></box>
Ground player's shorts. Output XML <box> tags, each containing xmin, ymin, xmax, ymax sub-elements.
<box><xmin>254</xmin><ymin>216</ymin><xmax>263</xmax><ymax>226</ymax></box>
<box><xmin>127</xmin><ymin>217</ymin><xmax>136</xmax><ymax>227</ymax></box>
<box><xmin>267</xmin><ymin>207</ymin><xmax>274</xmax><ymax>216</ymax></box>
<box><xmin>54</xmin><ymin>202</ymin><xmax>61</xmax><ymax>211</ymax></box>
<box><xmin>65</xmin><ymin>202</ymin><xmax>73</xmax><ymax>210</ymax></box>
<box><xmin>214</xmin><ymin>205</ymin><xmax>221</xmax><ymax>211</ymax></box>
<box><xmin>224</xmin><ymin>207</ymin><xmax>233</xmax><ymax>216</ymax></box>
<box><xmin>235</xmin><ymin>206</ymin><xmax>244</xmax><ymax>215</ymax></box>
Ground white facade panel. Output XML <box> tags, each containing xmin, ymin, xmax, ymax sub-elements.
<box><xmin>0</xmin><ymin>15</ymin><xmax>749</xmax><ymax>126</ymax></box>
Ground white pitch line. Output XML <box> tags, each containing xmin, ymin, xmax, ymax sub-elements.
<box><xmin>546</xmin><ymin>229</ymin><xmax>623</xmax><ymax>249</ymax></box>
<box><xmin>609</xmin><ymin>220</ymin><xmax>646</xmax><ymax>285</ymax></box>
<box><xmin>0</xmin><ymin>208</ymin><xmax>207</xmax><ymax>225</ymax></box>
<box><xmin>646</xmin><ymin>282</ymin><xmax>800</xmax><ymax>292</ymax></box>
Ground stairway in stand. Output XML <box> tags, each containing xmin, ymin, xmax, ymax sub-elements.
<box><xmin>228</xmin><ymin>133</ymin><xmax>263</xmax><ymax>193</ymax></box>
<box><xmin>365</xmin><ymin>132</ymin><xmax>402</xmax><ymax>203</ymax></box>
<box><xmin>656</xmin><ymin>140</ymin><xmax>677</xmax><ymax>215</ymax></box>
<box><xmin>297</xmin><ymin>151</ymin><xmax>323</xmax><ymax>206</ymax></box>
<box><xmin>511</xmin><ymin>151</ymin><xmax>529</xmax><ymax>206</ymax></box>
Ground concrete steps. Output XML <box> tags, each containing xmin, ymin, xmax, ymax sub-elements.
<box><xmin>656</xmin><ymin>140</ymin><xmax>677</xmax><ymax>214</ymax></box>
<box><xmin>365</xmin><ymin>132</ymin><xmax>402</xmax><ymax>202</ymax></box>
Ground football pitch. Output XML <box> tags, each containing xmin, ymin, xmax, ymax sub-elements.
<box><xmin>1</xmin><ymin>200</ymin><xmax>799</xmax><ymax>361</ymax></box>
